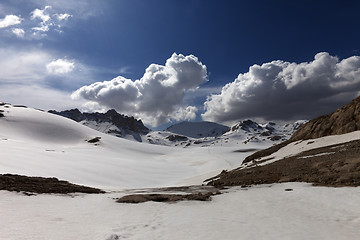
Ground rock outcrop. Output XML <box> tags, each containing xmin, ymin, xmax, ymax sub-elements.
<box><xmin>290</xmin><ymin>96</ymin><xmax>360</xmax><ymax>141</ymax></box>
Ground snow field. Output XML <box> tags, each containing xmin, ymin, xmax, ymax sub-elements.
<box><xmin>0</xmin><ymin>182</ymin><xmax>359</xmax><ymax>240</ymax></box>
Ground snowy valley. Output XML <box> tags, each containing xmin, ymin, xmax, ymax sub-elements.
<box><xmin>1</xmin><ymin>100</ymin><xmax>360</xmax><ymax>240</ymax></box>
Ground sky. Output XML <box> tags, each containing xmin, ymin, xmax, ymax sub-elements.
<box><xmin>1</xmin><ymin>0</ymin><xmax>360</xmax><ymax>128</ymax></box>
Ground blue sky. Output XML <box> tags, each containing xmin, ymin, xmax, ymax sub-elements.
<box><xmin>1</xmin><ymin>0</ymin><xmax>360</xmax><ymax>128</ymax></box>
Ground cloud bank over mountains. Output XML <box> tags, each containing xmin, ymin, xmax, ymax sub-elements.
<box><xmin>73</xmin><ymin>52</ymin><xmax>360</xmax><ymax>127</ymax></box>
<box><xmin>202</xmin><ymin>52</ymin><xmax>360</xmax><ymax>123</ymax></box>
<box><xmin>72</xmin><ymin>53</ymin><xmax>208</xmax><ymax>126</ymax></box>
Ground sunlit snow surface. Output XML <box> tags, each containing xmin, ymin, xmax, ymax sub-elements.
<box><xmin>1</xmin><ymin>183</ymin><xmax>360</xmax><ymax>240</ymax></box>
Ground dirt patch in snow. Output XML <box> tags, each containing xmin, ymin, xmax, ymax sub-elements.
<box><xmin>0</xmin><ymin>174</ymin><xmax>105</xmax><ymax>194</ymax></box>
<box><xmin>117</xmin><ymin>186</ymin><xmax>221</xmax><ymax>203</ymax></box>
<box><xmin>208</xmin><ymin>140</ymin><xmax>360</xmax><ymax>187</ymax></box>
<box><xmin>117</xmin><ymin>192</ymin><xmax>213</xmax><ymax>203</ymax></box>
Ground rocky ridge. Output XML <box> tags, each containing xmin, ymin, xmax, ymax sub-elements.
<box><xmin>290</xmin><ymin>96</ymin><xmax>360</xmax><ymax>141</ymax></box>
<box><xmin>49</xmin><ymin>109</ymin><xmax>150</xmax><ymax>142</ymax></box>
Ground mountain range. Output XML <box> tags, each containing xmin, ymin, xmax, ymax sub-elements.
<box><xmin>48</xmin><ymin>108</ymin><xmax>306</xmax><ymax>148</ymax></box>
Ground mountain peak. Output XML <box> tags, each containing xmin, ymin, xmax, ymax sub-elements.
<box><xmin>230</xmin><ymin>119</ymin><xmax>263</xmax><ymax>132</ymax></box>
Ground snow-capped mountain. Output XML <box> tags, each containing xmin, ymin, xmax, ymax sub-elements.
<box><xmin>47</xmin><ymin>107</ymin><xmax>306</xmax><ymax>148</ymax></box>
<box><xmin>145</xmin><ymin>119</ymin><xmax>306</xmax><ymax>148</ymax></box>
<box><xmin>225</xmin><ymin>119</ymin><xmax>307</xmax><ymax>143</ymax></box>
<box><xmin>49</xmin><ymin>109</ymin><xmax>150</xmax><ymax>142</ymax></box>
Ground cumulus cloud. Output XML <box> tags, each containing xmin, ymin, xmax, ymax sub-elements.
<box><xmin>46</xmin><ymin>58</ymin><xmax>75</xmax><ymax>74</ymax></box>
<box><xmin>0</xmin><ymin>14</ymin><xmax>22</xmax><ymax>28</ymax></box>
<box><xmin>202</xmin><ymin>52</ymin><xmax>360</xmax><ymax>123</ymax></box>
<box><xmin>72</xmin><ymin>53</ymin><xmax>208</xmax><ymax>126</ymax></box>
<box><xmin>171</xmin><ymin>106</ymin><xmax>198</xmax><ymax>122</ymax></box>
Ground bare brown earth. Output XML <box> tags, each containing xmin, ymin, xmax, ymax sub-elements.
<box><xmin>0</xmin><ymin>174</ymin><xmax>105</xmax><ymax>194</ymax></box>
<box><xmin>207</xmin><ymin>140</ymin><xmax>360</xmax><ymax>187</ymax></box>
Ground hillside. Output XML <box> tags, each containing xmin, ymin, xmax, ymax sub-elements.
<box><xmin>208</xmin><ymin>97</ymin><xmax>360</xmax><ymax>187</ymax></box>
<box><xmin>290</xmin><ymin>96</ymin><xmax>360</xmax><ymax>141</ymax></box>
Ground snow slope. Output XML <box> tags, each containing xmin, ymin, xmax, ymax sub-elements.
<box><xmin>242</xmin><ymin>130</ymin><xmax>360</xmax><ymax>168</ymax></box>
<box><xmin>0</xmin><ymin>104</ymin><xmax>267</xmax><ymax>190</ymax></box>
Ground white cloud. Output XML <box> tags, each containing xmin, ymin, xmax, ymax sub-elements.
<box><xmin>12</xmin><ymin>5</ymin><xmax>71</xmax><ymax>36</ymax></box>
<box><xmin>202</xmin><ymin>52</ymin><xmax>360</xmax><ymax>123</ymax></box>
<box><xmin>0</xmin><ymin>1</ymin><xmax>98</xmax><ymax>39</ymax></box>
<box><xmin>46</xmin><ymin>59</ymin><xmax>75</xmax><ymax>74</ymax></box>
<box><xmin>0</xmin><ymin>14</ymin><xmax>22</xmax><ymax>28</ymax></box>
<box><xmin>171</xmin><ymin>106</ymin><xmax>198</xmax><ymax>122</ymax></box>
<box><xmin>30</xmin><ymin>6</ymin><xmax>51</xmax><ymax>22</ymax></box>
<box><xmin>30</xmin><ymin>6</ymin><xmax>52</xmax><ymax>33</ymax></box>
<box><xmin>72</xmin><ymin>53</ymin><xmax>208</xmax><ymax>126</ymax></box>
<box><xmin>54</xmin><ymin>13</ymin><xmax>72</xmax><ymax>21</ymax></box>
<box><xmin>32</xmin><ymin>24</ymin><xmax>50</xmax><ymax>32</ymax></box>
<box><xmin>11</xmin><ymin>28</ymin><xmax>25</xmax><ymax>38</ymax></box>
